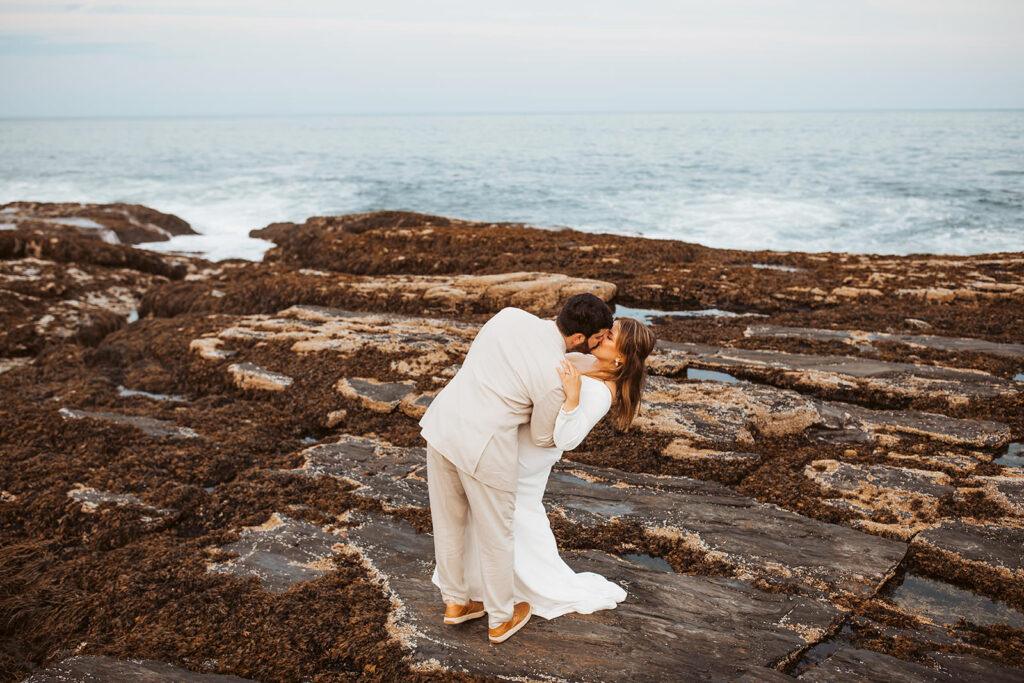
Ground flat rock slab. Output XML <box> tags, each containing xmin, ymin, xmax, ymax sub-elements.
<box><xmin>207</xmin><ymin>513</ymin><xmax>344</xmax><ymax>593</ymax></box>
<box><xmin>21</xmin><ymin>655</ymin><xmax>253</xmax><ymax>682</ymax></box>
<box><xmin>190</xmin><ymin>337</ymin><xmax>237</xmax><ymax>360</ymax></box>
<box><xmin>746</xmin><ymin>324</ymin><xmax>1024</xmax><ymax>360</ymax></box>
<box><xmin>195</xmin><ymin>306</ymin><xmax>478</xmax><ymax>379</ymax></box>
<box><xmin>805</xmin><ymin>461</ymin><xmax>954</xmax><ymax>500</ymax></box>
<box><xmin>652</xmin><ymin>341</ymin><xmax>1020</xmax><ymax>406</ymax></box>
<box><xmin>147</xmin><ymin>266</ymin><xmax>615</xmax><ymax>318</ymax></box>
<box><xmin>642</xmin><ymin>374</ymin><xmax>1009</xmax><ymax>450</ymax></box>
<box><xmin>336</xmin><ymin>377</ymin><xmax>416</xmax><ymax>413</ymax></box>
<box><xmin>227</xmin><ymin>362</ymin><xmax>293</xmax><ymax>391</ymax></box>
<box><xmin>546</xmin><ymin>463</ymin><xmax>908</xmax><ymax>596</ymax></box>
<box><xmin>298</xmin><ymin>435</ymin><xmax>906</xmax><ymax>596</ymax></box>
<box><xmin>638</xmin><ymin>375</ymin><xmax>819</xmax><ymax>447</ymax></box>
<box><xmin>58</xmin><ymin>408</ymin><xmax>198</xmax><ymax>439</ymax></box>
<box><xmin>814</xmin><ymin>401</ymin><xmax>1010</xmax><ymax>449</ymax></box>
<box><xmin>355</xmin><ymin>270</ymin><xmax>616</xmax><ymax>314</ymax></box>
<box><xmin>913</xmin><ymin>522</ymin><xmax>1024</xmax><ymax>579</ymax></box>
<box><xmin>344</xmin><ymin>512</ymin><xmax>842</xmax><ymax>681</ymax></box>
<box><xmin>805</xmin><ymin>461</ymin><xmax>955</xmax><ymax>538</ymax></box>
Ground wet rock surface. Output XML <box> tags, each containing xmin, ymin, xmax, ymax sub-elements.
<box><xmin>2</xmin><ymin>207</ymin><xmax>1023</xmax><ymax>681</ymax></box>
<box><xmin>796</xmin><ymin>645</ymin><xmax>1024</xmax><ymax>682</ymax></box>
<box><xmin>343</xmin><ymin>512</ymin><xmax>844</xmax><ymax>681</ymax></box>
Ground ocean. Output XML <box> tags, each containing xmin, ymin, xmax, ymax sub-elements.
<box><xmin>1</xmin><ymin>111</ymin><xmax>1022</xmax><ymax>261</ymax></box>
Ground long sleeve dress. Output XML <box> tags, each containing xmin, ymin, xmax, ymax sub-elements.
<box><xmin>432</xmin><ymin>372</ymin><xmax>627</xmax><ymax>619</ymax></box>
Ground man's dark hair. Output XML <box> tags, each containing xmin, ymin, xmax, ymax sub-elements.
<box><xmin>556</xmin><ymin>293</ymin><xmax>613</xmax><ymax>337</ymax></box>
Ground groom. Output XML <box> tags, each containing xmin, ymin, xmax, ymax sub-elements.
<box><xmin>420</xmin><ymin>293</ymin><xmax>613</xmax><ymax>643</ymax></box>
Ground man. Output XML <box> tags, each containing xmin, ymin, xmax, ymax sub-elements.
<box><xmin>420</xmin><ymin>293</ymin><xmax>613</xmax><ymax>643</ymax></box>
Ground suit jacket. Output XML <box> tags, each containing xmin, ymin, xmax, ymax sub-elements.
<box><xmin>420</xmin><ymin>307</ymin><xmax>566</xmax><ymax>492</ymax></box>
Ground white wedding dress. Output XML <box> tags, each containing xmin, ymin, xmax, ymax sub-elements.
<box><xmin>432</xmin><ymin>368</ymin><xmax>627</xmax><ymax>619</ymax></box>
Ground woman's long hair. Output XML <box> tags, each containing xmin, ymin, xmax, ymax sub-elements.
<box><xmin>606</xmin><ymin>317</ymin><xmax>656</xmax><ymax>432</ymax></box>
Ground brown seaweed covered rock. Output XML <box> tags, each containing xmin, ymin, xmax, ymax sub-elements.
<box><xmin>1</xmin><ymin>201</ymin><xmax>195</xmax><ymax>244</ymax></box>
<box><xmin>1</xmin><ymin>206</ymin><xmax>1023</xmax><ymax>682</ymax></box>
<box><xmin>0</xmin><ymin>230</ymin><xmax>196</xmax><ymax>355</ymax></box>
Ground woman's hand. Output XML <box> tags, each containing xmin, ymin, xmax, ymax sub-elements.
<box><xmin>557</xmin><ymin>358</ymin><xmax>582</xmax><ymax>412</ymax></box>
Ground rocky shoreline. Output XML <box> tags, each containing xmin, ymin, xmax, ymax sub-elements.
<box><xmin>1</xmin><ymin>203</ymin><xmax>1022</xmax><ymax>682</ymax></box>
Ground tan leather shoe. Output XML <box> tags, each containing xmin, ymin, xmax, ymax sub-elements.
<box><xmin>488</xmin><ymin>602</ymin><xmax>531</xmax><ymax>643</ymax></box>
<box><xmin>444</xmin><ymin>600</ymin><xmax>485</xmax><ymax>625</ymax></box>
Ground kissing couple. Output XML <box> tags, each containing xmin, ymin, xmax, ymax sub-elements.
<box><xmin>419</xmin><ymin>293</ymin><xmax>656</xmax><ymax>643</ymax></box>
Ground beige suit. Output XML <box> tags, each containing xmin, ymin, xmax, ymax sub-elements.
<box><xmin>420</xmin><ymin>307</ymin><xmax>566</xmax><ymax>626</ymax></box>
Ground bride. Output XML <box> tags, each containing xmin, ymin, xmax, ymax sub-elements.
<box><xmin>434</xmin><ymin>316</ymin><xmax>656</xmax><ymax>621</ymax></box>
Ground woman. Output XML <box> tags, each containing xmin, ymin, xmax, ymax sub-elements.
<box><xmin>435</xmin><ymin>317</ymin><xmax>657</xmax><ymax>620</ymax></box>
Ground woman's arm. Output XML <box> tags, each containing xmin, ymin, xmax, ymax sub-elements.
<box><xmin>553</xmin><ymin>362</ymin><xmax>613</xmax><ymax>451</ymax></box>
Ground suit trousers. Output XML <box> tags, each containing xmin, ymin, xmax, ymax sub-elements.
<box><xmin>426</xmin><ymin>443</ymin><xmax>515</xmax><ymax>627</ymax></box>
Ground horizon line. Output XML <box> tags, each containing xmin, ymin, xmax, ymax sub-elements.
<box><xmin>2</xmin><ymin>107</ymin><xmax>1023</xmax><ymax>121</ymax></box>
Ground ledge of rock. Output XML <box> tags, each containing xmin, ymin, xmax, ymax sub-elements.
<box><xmin>813</xmin><ymin>401</ymin><xmax>1011</xmax><ymax>449</ymax></box>
<box><xmin>746</xmin><ymin>324</ymin><xmax>1024</xmax><ymax>360</ymax></box>
<box><xmin>914</xmin><ymin>522</ymin><xmax>1024</xmax><ymax>580</ymax></box>
<box><xmin>291</xmin><ymin>436</ymin><xmax>428</xmax><ymax>510</ymax></box>
<box><xmin>140</xmin><ymin>262</ymin><xmax>615</xmax><ymax>318</ymax></box>
<box><xmin>653</xmin><ymin>341</ymin><xmax>1021</xmax><ymax>410</ymax></box>
<box><xmin>806</xmin><ymin>460</ymin><xmax>954</xmax><ymax>538</ymax></box>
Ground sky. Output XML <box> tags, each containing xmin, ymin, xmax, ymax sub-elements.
<box><xmin>0</xmin><ymin>0</ymin><xmax>1022</xmax><ymax>117</ymax></box>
